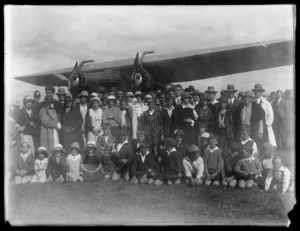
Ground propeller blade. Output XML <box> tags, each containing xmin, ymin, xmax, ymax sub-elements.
<box><xmin>132</xmin><ymin>52</ymin><xmax>139</xmax><ymax>75</ymax></box>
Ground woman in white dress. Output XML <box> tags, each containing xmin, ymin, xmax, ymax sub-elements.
<box><xmin>85</xmin><ymin>97</ymin><xmax>103</xmax><ymax>143</ymax></box>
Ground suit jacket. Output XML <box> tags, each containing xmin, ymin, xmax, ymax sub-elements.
<box><xmin>161</xmin><ymin>107</ymin><xmax>176</xmax><ymax>136</ymax></box>
<box><xmin>14</xmin><ymin>153</ymin><xmax>35</xmax><ymax>175</ymax></box>
<box><xmin>160</xmin><ymin>150</ymin><xmax>182</xmax><ymax>179</ymax></box>
<box><xmin>39</xmin><ymin>100</ymin><xmax>63</xmax><ymax>118</ymax></box>
<box><xmin>17</xmin><ymin>107</ymin><xmax>39</xmax><ymax>136</ymax></box>
<box><xmin>131</xmin><ymin>152</ymin><xmax>157</xmax><ymax>177</ymax></box>
<box><xmin>46</xmin><ymin>154</ymin><xmax>68</xmax><ymax>179</ymax></box>
<box><xmin>142</xmin><ymin>109</ymin><xmax>163</xmax><ymax>135</ymax></box>
<box><xmin>228</xmin><ymin>97</ymin><xmax>242</xmax><ymax>133</ymax></box>
<box><xmin>215</xmin><ymin>109</ymin><xmax>235</xmax><ymax>140</ymax></box>
<box><xmin>236</xmin><ymin>102</ymin><xmax>265</xmax><ymax>142</ymax></box>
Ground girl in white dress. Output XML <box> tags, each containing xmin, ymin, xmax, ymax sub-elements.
<box><xmin>31</xmin><ymin>147</ymin><xmax>49</xmax><ymax>183</ymax></box>
<box><xmin>66</xmin><ymin>142</ymin><xmax>83</xmax><ymax>182</ymax></box>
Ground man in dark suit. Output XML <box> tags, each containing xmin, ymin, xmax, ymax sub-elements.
<box><xmin>273</xmin><ymin>90</ymin><xmax>284</xmax><ymax>149</ymax></box>
<box><xmin>173</xmin><ymin>84</ymin><xmax>183</xmax><ymax>108</ymax></box>
<box><xmin>161</xmin><ymin>97</ymin><xmax>176</xmax><ymax>140</ymax></box>
<box><xmin>224</xmin><ymin>84</ymin><xmax>242</xmax><ymax>138</ymax></box>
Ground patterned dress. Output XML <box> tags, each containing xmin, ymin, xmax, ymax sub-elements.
<box><xmin>31</xmin><ymin>158</ymin><xmax>49</xmax><ymax>183</ymax></box>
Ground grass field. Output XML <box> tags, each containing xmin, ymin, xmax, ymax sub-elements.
<box><xmin>5</xmin><ymin>149</ymin><xmax>296</xmax><ymax>226</ymax></box>
<box><xmin>6</xmin><ymin>179</ymin><xmax>295</xmax><ymax>226</ymax></box>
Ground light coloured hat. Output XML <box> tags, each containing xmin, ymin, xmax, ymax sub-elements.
<box><xmin>134</xmin><ymin>91</ymin><xmax>143</xmax><ymax>96</ymax></box>
<box><xmin>35</xmin><ymin>147</ymin><xmax>49</xmax><ymax>157</ymax></box>
<box><xmin>23</xmin><ymin>95</ymin><xmax>34</xmax><ymax>104</ymax></box>
<box><xmin>242</xmin><ymin>91</ymin><xmax>254</xmax><ymax>100</ymax></box>
<box><xmin>131</xmin><ymin>98</ymin><xmax>138</xmax><ymax>104</ymax></box>
<box><xmin>200</xmin><ymin>132</ymin><xmax>210</xmax><ymax>139</ymax></box>
<box><xmin>53</xmin><ymin>144</ymin><xmax>66</xmax><ymax>153</ymax></box>
<box><xmin>90</xmin><ymin>92</ymin><xmax>99</xmax><ymax>98</ymax></box>
<box><xmin>12</xmin><ymin>100</ymin><xmax>22</xmax><ymax>107</ymax></box>
<box><xmin>86</xmin><ymin>141</ymin><xmax>97</xmax><ymax>148</ymax></box>
<box><xmin>70</xmin><ymin>142</ymin><xmax>81</xmax><ymax>153</ymax></box>
<box><xmin>79</xmin><ymin>90</ymin><xmax>89</xmax><ymax>98</ymax></box>
<box><xmin>125</xmin><ymin>92</ymin><xmax>134</xmax><ymax>97</ymax></box>
<box><xmin>91</xmin><ymin>97</ymin><xmax>101</xmax><ymax>104</ymax></box>
<box><xmin>107</xmin><ymin>95</ymin><xmax>116</xmax><ymax>101</ymax></box>
<box><xmin>145</xmin><ymin>94</ymin><xmax>153</xmax><ymax>99</ymax></box>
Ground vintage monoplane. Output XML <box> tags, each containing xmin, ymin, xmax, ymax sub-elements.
<box><xmin>15</xmin><ymin>39</ymin><xmax>294</xmax><ymax>94</ymax></box>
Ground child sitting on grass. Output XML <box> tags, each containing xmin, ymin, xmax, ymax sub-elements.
<box><xmin>97</xmin><ymin>123</ymin><xmax>116</xmax><ymax>153</ymax></box>
<box><xmin>259</xmin><ymin>142</ymin><xmax>275</xmax><ymax>187</ymax></box>
<box><xmin>14</xmin><ymin>140</ymin><xmax>35</xmax><ymax>185</ymax></box>
<box><xmin>158</xmin><ymin>137</ymin><xmax>182</xmax><ymax>185</ymax></box>
<box><xmin>111</xmin><ymin>130</ymin><xmax>133</xmax><ymax>182</ymax></box>
<box><xmin>183</xmin><ymin>144</ymin><xmax>204</xmax><ymax>186</ymax></box>
<box><xmin>81</xmin><ymin>141</ymin><xmax>103</xmax><ymax>182</ymax></box>
<box><xmin>198</xmin><ymin>132</ymin><xmax>210</xmax><ymax>158</ymax></box>
<box><xmin>66</xmin><ymin>142</ymin><xmax>83</xmax><ymax>182</ymax></box>
<box><xmin>203</xmin><ymin>134</ymin><xmax>224</xmax><ymax>186</ymax></box>
<box><xmin>31</xmin><ymin>147</ymin><xmax>49</xmax><ymax>183</ymax></box>
<box><xmin>230</xmin><ymin>146</ymin><xmax>263</xmax><ymax>189</ymax></box>
<box><xmin>46</xmin><ymin>144</ymin><xmax>68</xmax><ymax>183</ymax></box>
<box><xmin>131</xmin><ymin>141</ymin><xmax>163</xmax><ymax>185</ymax></box>
<box><xmin>100</xmin><ymin>144</ymin><xmax>116</xmax><ymax>180</ymax></box>
<box><xmin>264</xmin><ymin>156</ymin><xmax>292</xmax><ymax>194</ymax></box>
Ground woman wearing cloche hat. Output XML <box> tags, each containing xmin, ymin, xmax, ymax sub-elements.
<box><xmin>61</xmin><ymin>96</ymin><xmax>84</xmax><ymax>150</ymax></box>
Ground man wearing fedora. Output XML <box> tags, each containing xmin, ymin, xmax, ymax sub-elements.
<box><xmin>225</xmin><ymin>84</ymin><xmax>242</xmax><ymax>138</ymax></box>
<box><xmin>40</xmin><ymin>85</ymin><xmax>63</xmax><ymax>117</ymax></box>
<box><xmin>236</xmin><ymin>91</ymin><xmax>265</xmax><ymax>145</ymax></box>
<box><xmin>252</xmin><ymin>84</ymin><xmax>276</xmax><ymax>148</ymax></box>
<box><xmin>56</xmin><ymin>87</ymin><xmax>68</xmax><ymax>108</ymax></box>
<box><xmin>205</xmin><ymin>86</ymin><xmax>219</xmax><ymax>114</ymax></box>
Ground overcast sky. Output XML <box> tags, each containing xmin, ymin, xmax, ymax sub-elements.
<box><xmin>5</xmin><ymin>5</ymin><xmax>294</xmax><ymax>103</ymax></box>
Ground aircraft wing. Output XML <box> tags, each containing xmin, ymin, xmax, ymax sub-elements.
<box><xmin>14</xmin><ymin>39</ymin><xmax>293</xmax><ymax>88</ymax></box>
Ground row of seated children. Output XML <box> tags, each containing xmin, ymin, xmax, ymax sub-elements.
<box><xmin>12</xmin><ymin>128</ymin><xmax>293</xmax><ymax>194</ymax></box>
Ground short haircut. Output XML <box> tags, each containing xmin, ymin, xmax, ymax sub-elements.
<box><xmin>174</xmin><ymin>84</ymin><xmax>182</xmax><ymax>89</ymax></box>
<box><xmin>276</xmin><ymin>90</ymin><xmax>283</xmax><ymax>94</ymax></box>
<box><xmin>273</xmin><ymin>155</ymin><xmax>282</xmax><ymax>162</ymax></box>
<box><xmin>209</xmin><ymin>134</ymin><xmax>219</xmax><ymax>141</ymax></box>
<box><xmin>240</xmin><ymin>124</ymin><xmax>251</xmax><ymax>134</ymax></box>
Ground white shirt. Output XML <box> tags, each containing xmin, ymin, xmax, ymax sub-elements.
<box><xmin>277</xmin><ymin>98</ymin><xmax>282</xmax><ymax>106</ymax></box>
<box><xmin>138</xmin><ymin>151</ymin><xmax>150</xmax><ymax>163</ymax></box>
<box><xmin>228</xmin><ymin>98</ymin><xmax>234</xmax><ymax>105</ymax></box>
<box><xmin>175</xmin><ymin>97</ymin><xmax>181</xmax><ymax>105</ymax></box>
<box><xmin>80</xmin><ymin>104</ymin><xmax>88</xmax><ymax>120</ymax></box>
<box><xmin>121</xmin><ymin>110</ymin><xmax>127</xmax><ymax>126</ymax></box>
<box><xmin>183</xmin><ymin>156</ymin><xmax>204</xmax><ymax>179</ymax></box>
<box><xmin>256</xmin><ymin>97</ymin><xmax>274</xmax><ymax>127</ymax></box>
<box><xmin>25</xmin><ymin>108</ymin><xmax>32</xmax><ymax>118</ymax></box>
<box><xmin>167</xmin><ymin>147</ymin><xmax>176</xmax><ymax>156</ymax></box>
<box><xmin>207</xmin><ymin>146</ymin><xmax>219</xmax><ymax>153</ymax></box>
<box><xmin>166</xmin><ymin>106</ymin><xmax>175</xmax><ymax>118</ymax></box>
<box><xmin>265</xmin><ymin>165</ymin><xmax>291</xmax><ymax>193</ymax></box>
<box><xmin>149</xmin><ymin>109</ymin><xmax>155</xmax><ymax>116</ymax></box>
<box><xmin>117</xmin><ymin>140</ymin><xmax>128</xmax><ymax>152</ymax></box>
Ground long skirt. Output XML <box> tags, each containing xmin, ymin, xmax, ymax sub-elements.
<box><xmin>40</xmin><ymin>127</ymin><xmax>59</xmax><ymax>155</ymax></box>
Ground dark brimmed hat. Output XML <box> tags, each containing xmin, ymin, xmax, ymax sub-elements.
<box><xmin>83</xmin><ymin>141</ymin><xmax>97</xmax><ymax>152</ymax></box>
<box><xmin>34</xmin><ymin>90</ymin><xmax>41</xmax><ymax>98</ymax></box>
<box><xmin>252</xmin><ymin>84</ymin><xmax>265</xmax><ymax>92</ymax></box>
<box><xmin>174</xmin><ymin>129</ymin><xmax>185</xmax><ymax>138</ymax></box>
<box><xmin>102</xmin><ymin>123</ymin><xmax>111</xmax><ymax>130</ymax></box>
<box><xmin>70</xmin><ymin>142</ymin><xmax>82</xmax><ymax>153</ymax></box>
<box><xmin>181</xmin><ymin>92</ymin><xmax>192</xmax><ymax>99</ymax></box>
<box><xmin>147</xmin><ymin>98</ymin><xmax>156</xmax><ymax>104</ymax></box>
<box><xmin>164</xmin><ymin>137</ymin><xmax>177</xmax><ymax>147</ymax></box>
<box><xmin>64</xmin><ymin>96</ymin><xmax>73</xmax><ymax>103</ymax></box>
<box><xmin>45</xmin><ymin>85</ymin><xmax>55</xmax><ymax>93</ymax></box>
<box><xmin>187</xmin><ymin>144</ymin><xmax>200</xmax><ymax>156</ymax></box>
<box><xmin>242</xmin><ymin>91</ymin><xmax>254</xmax><ymax>100</ymax></box>
<box><xmin>191</xmin><ymin>90</ymin><xmax>201</xmax><ymax>97</ymax></box>
<box><xmin>205</xmin><ymin>86</ymin><xmax>218</xmax><ymax>93</ymax></box>
<box><xmin>35</xmin><ymin>147</ymin><xmax>49</xmax><ymax>158</ymax></box>
<box><xmin>56</xmin><ymin>87</ymin><xmax>67</xmax><ymax>96</ymax></box>
<box><xmin>225</xmin><ymin>84</ymin><xmax>238</xmax><ymax>93</ymax></box>
<box><xmin>218</xmin><ymin>96</ymin><xmax>228</xmax><ymax>104</ymax></box>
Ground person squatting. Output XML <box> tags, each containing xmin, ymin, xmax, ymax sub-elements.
<box><xmin>7</xmin><ymin>83</ymin><xmax>294</xmax><ymax>194</ymax></box>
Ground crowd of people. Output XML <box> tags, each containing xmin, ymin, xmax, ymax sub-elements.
<box><xmin>6</xmin><ymin>82</ymin><xmax>294</xmax><ymax>194</ymax></box>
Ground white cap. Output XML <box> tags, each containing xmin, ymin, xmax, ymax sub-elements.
<box><xmin>200</xmin><ymin>132</ymin><xmax>210</xmax><ymax>139</ymax></box>
<box><xmin>37</xmin><ymin>147</ymin><xmax>47</xmax><ymax>152</ymax></box>
<box><xmin>53</xmin><ymin>144</ymin><xmax>63</xmax><ymax>150</ymax></box>
<box><xmin>91</xmin><ymin>97</ymin><xmax>101</xmax><ymax>104</ymax></box>
<box><xmin>90</xmin><ymin>92</ymin><xmax>98</xmax><ymax>97</ymax></box>
<box><xmin>145</xmin><ymin>94</ymin><xmax>152</xmax><ymax>99</ymax></box>
<box><xmin>107</xmin><ymin>95</ymin><xmax>116</xmax><ymax>100</ymax></box>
